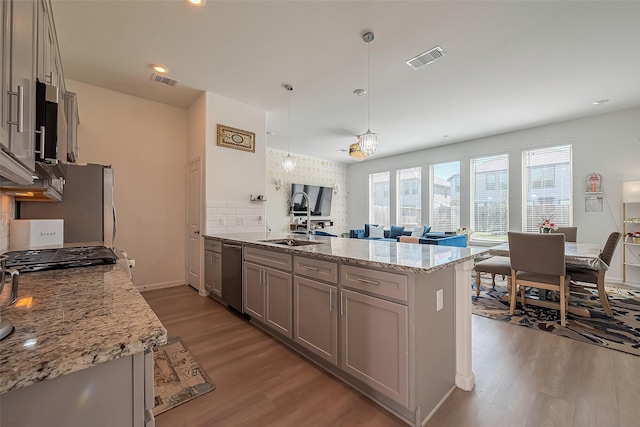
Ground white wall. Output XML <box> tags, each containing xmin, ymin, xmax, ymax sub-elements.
<box><xmin>204</xmin><ymin>92</ymin><xmax>266</xmax><ymax>235</ymax></box>
<box><xmin>349</xmin><ymin>107</ymin><xmax>640</xmax><ymax>283</ymax></box>
<box><xmin>265</xmin><ymin>149</ymin><xmax>349</xmax><ymax>235</ymax></box>
<box><xmin>66</xmin><ymin>80</ymin><xmax>188</xmax><ymax>289</ymax></box>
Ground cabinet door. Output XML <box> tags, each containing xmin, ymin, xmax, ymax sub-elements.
<box><xmin>204</xmin><ymin>250</ymin><xmax>214</xmax><ymax>293</ymax></box>
<box><xmin>8</xmin><ymin>0</ymin><xmax>36</xmax><ymax>172</ymax></box>
<box><xmin>212</xmin><ymin>251</ymin><xmax>222</xmax><ymax>297</ymax></box>
<box><xmin>0</xmin><ymin>0</ymin><xmax>10</xmax><ymax>150</ymax></box>
<box><xmin>243</xmin><ymin>261</ymin><xmax>265</xmax><ymax>321</ymax></box>
<box><xmin>340</xmin><ymin>288</ymin><xmax>409</xmax><ymax>406</ymax></box>
<box><xmin>264</xmin><ymin>267</ymin><xmax>292</xmax><ymax>338</ymax></box>
<box><xmin>293</xmin><ymin>276</ymin><xmax>338</xmax><ymax>365</ymax></box>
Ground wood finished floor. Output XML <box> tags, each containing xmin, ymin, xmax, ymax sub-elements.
<box><xmin>143</xmin><ymin>285</ymin><xmax>640</xmax><ymax>427</ymax></box>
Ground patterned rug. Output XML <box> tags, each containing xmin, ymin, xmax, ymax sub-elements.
<box><xmin>152</xmin><ymin>337</ymin><xmax>215</xmax><ymax>415</ymax></box>
<box><xmin>472</xmin><ymin>275</ymin><xmax>640</xmax><ymax>357</ymax></box>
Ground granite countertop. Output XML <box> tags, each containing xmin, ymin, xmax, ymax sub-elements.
<box><xmin>0</xmin><ymin>265</ymin><xmax>167</xmax><ymax>395</ymax></box>
<box><xmin>204</xmin><ymin>232</ymin><xmax>488</xmax><ymax>274</ymax></box>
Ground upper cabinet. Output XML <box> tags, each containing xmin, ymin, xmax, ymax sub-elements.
<box><xmin>0</xmin><ymin>0</ymin><xmax>38</xmax><ymax>184</ymax></box>
<box><xmin>1</xmin><ymin>0</ymin><xmax>77</xmax><ymax>186</ymax></box>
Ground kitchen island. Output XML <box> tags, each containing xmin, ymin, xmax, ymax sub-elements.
<box><xmin>0</xmin><ymin>264</ymin><xmax>167</xmax><ymax>427</ymax></box>
<box><xmin>204</xmin><ymin>232</ymin><xmax>486</xmax><ymax>426</ymax></box>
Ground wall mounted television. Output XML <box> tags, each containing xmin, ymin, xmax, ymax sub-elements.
<box><xmin>290</xmin><ymin>183</ymin><xmax>333</xmax><ymax>217</ymax></box>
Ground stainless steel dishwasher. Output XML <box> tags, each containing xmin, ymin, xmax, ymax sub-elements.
<box><xmin>222</xmin><ymin>243</ymin><xmax>243</xmax><ymax>312</ymax></box>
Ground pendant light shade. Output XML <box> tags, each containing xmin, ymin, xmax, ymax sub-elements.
<box><xmin>358</xmin><ymin>130</ymin><xmax>378</xmax><ymax>156</ymax></box>
<box><xmin>349</xmin><ymin>142</ymin><xmax>368</xmax><ymax>161</ymax></box>
<box><xmin>357</xmin><ymin>31</ymin><xmax>378</xmax><ymax>156</ymax></box>
<box><xmin>281</xmin><ymin>84</ymin><xmax>296</xmax><ymax>172</ymax></box>
<box><xmin>282</xmin><ymin>153</ymin><xmax>296</xmax><ymax>172</ymax></box>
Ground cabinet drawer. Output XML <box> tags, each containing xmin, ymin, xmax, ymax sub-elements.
<box><xmin>204</xmin><ymin>239</ymin><xmax>222</xmax><ymax>252</ymax></box>
<box><xmin>341</xmin><ymin>265</ymin><xmax>408</xmax><ymax>302</ymax></box>
<box><xmin>294</xmin><ymin>256</ymin><xmax>338</xmax><ymax>283</ymax></box>
<box><xmin>245</xmin><ymin>247</ymin><xmax>292</xmax><ymax>271</ymax></box>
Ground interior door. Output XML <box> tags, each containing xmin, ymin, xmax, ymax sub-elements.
<box><xmin>187</xmin><ymin>158</ymin><xmax>201</xmax><ymax>291</ymax></box>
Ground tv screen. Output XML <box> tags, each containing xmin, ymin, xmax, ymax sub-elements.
<box><xmin>290</xmin><ymin>183</ymin><xmax>333</xmax><ymax>217</ymax></box>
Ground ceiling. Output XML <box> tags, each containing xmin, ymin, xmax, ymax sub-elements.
<box><xmin>51</xmin><ymin>1</ymin><xmax>640</xmax><ymax>164</ymax></box>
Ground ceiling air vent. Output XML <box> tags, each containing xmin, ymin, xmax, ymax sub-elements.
<box><xmin>405</xmin><ymin>46</ymin><xmax>447</xmax><ymax>70</ymax></box>
<box><xmin>150</xmin><ymin>73</ymin><xmax>179</xmax><ymax>87</ymax></box>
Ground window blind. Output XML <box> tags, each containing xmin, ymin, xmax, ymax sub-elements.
<box><xmin>431</xmin><ymin>161</ymin><xmax>460</xmax><ymax>231</ymax></box>
<box><xmin>471</xmin><ymin>154</ymin><xmax>509</xmax><ymax>241</ymax></box>
<box><xmin>369</xmin><ymin>171</ymin><xmax>390</xmax><ymax>227</ymax></box>
<box><xmin>523</xmin><ymin>144</ymin><xmax>572</xmax><ymax>232</ymax></box>
<box><xmin>397</xmin><ymin>167</ymin><xmax>421</xmax><ymax>227</ymax></box>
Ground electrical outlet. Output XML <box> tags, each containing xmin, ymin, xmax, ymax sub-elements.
<box><xmin>218</xmin><ymin>218</ymin><xmax>225</xmax><ymax>226</ymax></box>
<box><xmin>258</xmin><ymin>215</ymin><xmax>263</xmax><ymax>224</ymax></box>
<box><xmin>436</xmin><ymin>289</ymin><xmax>443</xmax><ymax>311</ymax></box>
<box><xmin>237</xmin><ymin>217</ymin><xmax>244</xmax><ymax>225</ymax></box>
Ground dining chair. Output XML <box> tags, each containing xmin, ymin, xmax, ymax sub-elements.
<box><xmin>552</xmin><ymin>226</ymin><xmax>577</xmax><ymax>242</ymax></box>
<box><xmin>566</xmin><ymin>231</ymin><xmax>621</xmax><ymax>317</ymax></box>
<box><xmin>473</xmin><ymin>256</ymin><xmax>511</xmax><ymax>297</ymax></box>
<box><xmin>508</xmin><ymin>231</ymin><xmax>571</xmax><ymax>326</ymax></box>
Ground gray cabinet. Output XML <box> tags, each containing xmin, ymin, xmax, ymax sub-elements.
<box><xmin>340</xmin><ymin>288</ymin><xmax>409</xmax><ymax>407</ymax></box>
<box><xmin>204</xmin><ymin>239</ymin><xmax>222</xmax><ymax>298</ymax></box>
<box><xmin>0</xmin><ymin>0</ymin><xmax>37</xmax><ymax>179</ymax></box>
<box><xmin>293</xmin><ymin>275</ymin><xmax>338</xmax><ymax>365</ymax></box>
<box><xmin>243</xmin><ymin>256</ymin><xmax>293</xmax><ymax>339</ymax></box>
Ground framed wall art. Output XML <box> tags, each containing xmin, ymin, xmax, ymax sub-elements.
<box><xmin>216</xmin><ymin>124</ymin><xmax>255</xmax><ymax>153</ymax></box>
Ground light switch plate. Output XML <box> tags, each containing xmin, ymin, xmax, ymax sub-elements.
<box><xmin>436</xmin><ymin>289</ymin><xmax>443</xmax><ymax>311</ymax></box>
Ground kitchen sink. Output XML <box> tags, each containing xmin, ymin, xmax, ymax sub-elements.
<box><xmin>260</xmin><ymin>239</ymin><xmax>324</xmax><ymax>247</ymax></box>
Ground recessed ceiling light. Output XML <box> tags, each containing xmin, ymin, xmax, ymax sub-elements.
<box><xmin>353</xmin><ymin>89</ymin><xmax>367</xmax><ymax>96</ymax></box>
<box><xmin>186</xmin><ymin>0</ymin><xmax>206</xmax><ymax>6</ymax></box>
<box><xmin>443</xmin><ymin>135</ymin><xmax>449</xmax><ymax>138</ymax></box>
<box><xmin>152</xmin><ymin>65</ymin><xmax>169</xmax><ymax>74</ymax></box>
<box><xmin>593</xmin><ymin>99</ymin><xmax>610</xmax><ymax>106</ymax></box>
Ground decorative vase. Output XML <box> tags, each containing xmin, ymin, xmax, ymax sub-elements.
<box><xmin>634</xmin><ymin>237</ymin><xmax>640</xmax><ymax>244</ymax></box>
<box><xmin>541</xmin><ymin>228</ymin><xmax>551</xmax><ymax>233</ymax></box>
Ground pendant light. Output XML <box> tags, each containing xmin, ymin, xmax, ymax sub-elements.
<box><xmin>281</xmin><ymin>84</ymin><xmax>296</xmax><ymax>172</ymax></box>
<box><xmin>358</xmin><ymin>32</ymin><xmax>378</xmax><ymax>156</ymax></box>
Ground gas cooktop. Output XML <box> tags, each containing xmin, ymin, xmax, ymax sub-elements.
<box><xmin>4</xmin><ymin>246</ymin><xmax>118</xmax><ymax>273</ymax></box>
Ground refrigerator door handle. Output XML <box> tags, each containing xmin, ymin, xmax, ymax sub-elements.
<box><xmin>112</xmin><ymin>202</ymin><xmax>117</xmax><ymax>247</ymax></box>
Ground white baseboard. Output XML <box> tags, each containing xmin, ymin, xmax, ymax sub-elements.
<box><xmin>136</xmin><ymin>280</ymin><xmax>184</xmax><ymax>292</ymax></box>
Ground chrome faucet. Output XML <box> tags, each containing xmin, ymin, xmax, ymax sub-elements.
<box><xmin>291</xmin><ymin>191</ymin><xmax>312</xmax><ymax>235</ymax></box>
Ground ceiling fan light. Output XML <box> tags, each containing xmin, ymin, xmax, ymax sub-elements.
<box><xmin>282</xmin><ymin>154</ymin><xmax>297</xmax><ymax>172</ymax></box>
<box><xmin>349</xmin><ymin>143</ymin><xmax>368</xmax><ymax>161</ymax></box>
<box><xmin>358</xmin><ymin>130</ymin><xmax>378</xmax><ymax>156</ymax></box>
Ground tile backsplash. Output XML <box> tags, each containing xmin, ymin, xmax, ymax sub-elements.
<box><xmin>0</xmin><ymin>194</ymin><xmax>14</xmax><ymax>252</ymax></box>
<box><xmin>205</xmin><ymin>200</ymin><xmax>266</xmax><ymax>235</ymax></box>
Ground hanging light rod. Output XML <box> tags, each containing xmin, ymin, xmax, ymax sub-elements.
<box><xmin>358</xmin><ymin>31</ymin><xmax>378</xmax><ymax>156</ymax></box>
<box><xmin>282</xmin><ymin>84</ymin><xmax>296</xmax><ymax>172</ymax></box>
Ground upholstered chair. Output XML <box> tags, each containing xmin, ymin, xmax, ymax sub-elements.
<box><xmin>473</xmin><ymin>256</ymin><xmax>511</xmax><ymax>297</ymax></box>
<box><xmin>508</xmin><ymin>232</ymin><xmax>571</xmax><ymax>326</ymax></box>
<box><xmin>551</xmin><ymin>226</ymin><xmax>578</xmax><ymax>242</ymax></box>
<box><xmin>566</xmin><ymin>231</ymin><xmax>621</xmax><ymax>317</ymax></box>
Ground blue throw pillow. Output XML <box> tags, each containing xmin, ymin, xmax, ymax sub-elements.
<box><xmin>424</xmin><ymin>226</ymin><xmax>432</xmax><ymax>234</ymax></box>
<box><xmin>389</xmin><ymin>225</ymin><xmax>405</xmax><ymax>239</ymax></box>
<box><xmin>364</xmin><ymin>223</ymin><xmax>378</xmax><ymax>238</ymax></box>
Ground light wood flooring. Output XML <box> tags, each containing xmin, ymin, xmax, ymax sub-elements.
<box><xmin>143</xmin><ymin>285</ymin><xmax>640</xmax><ymax>427</ymax></box>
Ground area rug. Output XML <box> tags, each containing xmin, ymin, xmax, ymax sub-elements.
<box><xmin>152</xmin><ymin>337</ymin><xmax>215</xmax><ymax>415</ymax></box>
<box><xmin>472</xmin><ymin>275</ymin><xmax>640</xmax><ymax>357</ymax></box>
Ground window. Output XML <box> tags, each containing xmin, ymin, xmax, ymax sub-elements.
<box><xmin>523</xmin><ymin>144</ymin><xmax>572</xmax><ymax>232</ymax></box>
<box><xmin>397</xmin><ymin>167</ymin><xmax>421</xmax><ymax>227</ymax></box>
<box><xmin>431</xmin><ymin>161</ymin><xmax>460</xmax><ymax>232</ymax></box>
<box><xmin>471</xmin><ymin>154</ymin><xmax>509</xmax><ymax>241</ymax></box>
<box><xmin>369</xmin><ymin>171</ymin><xmax>390</xmax><ymax>227</ymax></box>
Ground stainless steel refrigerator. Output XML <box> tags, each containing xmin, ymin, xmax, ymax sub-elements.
<box><xmin>18</xmin><ymin>163</ymin><xmax>116</xmax><ymax>248</ymax></box>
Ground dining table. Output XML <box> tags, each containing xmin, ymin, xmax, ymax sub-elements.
<box><xmin>489</xmin><ymin>242</ymin><xmax>607</xmax><ymax>271</ymax></box>
<box><xmin>488</xmin><ymin>241</ymin><xmax>607</xmax><ymax>317</ymax></box>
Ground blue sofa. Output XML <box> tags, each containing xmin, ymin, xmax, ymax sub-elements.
<box><xmin>349</xmin><ymin>225</ymin><xmax>467</xmax><ymax>247</ymax></box>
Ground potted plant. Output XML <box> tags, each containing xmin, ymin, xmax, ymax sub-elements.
<box><xmin>538</xmin><ymin>216</ymin><xmax>558</xmax><ymax>233</ymax></box>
